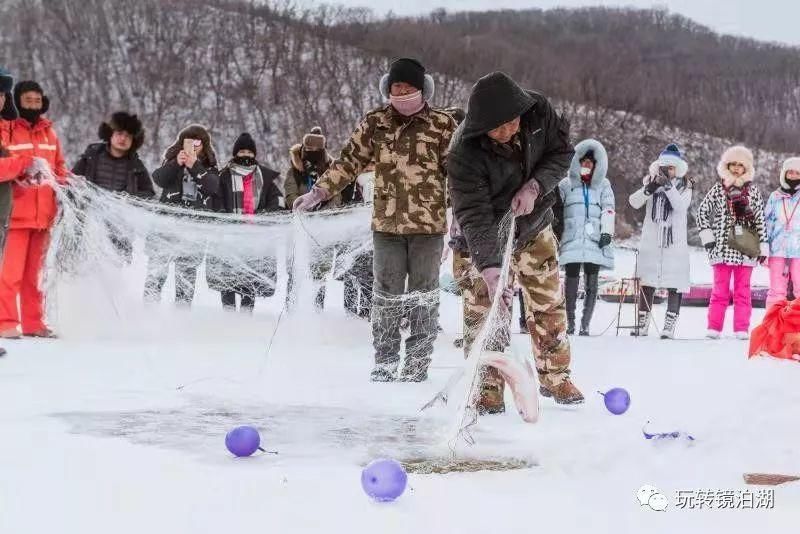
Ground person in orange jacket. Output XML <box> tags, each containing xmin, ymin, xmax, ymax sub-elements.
<box><xmin>0</xmin><ymin>80</ymin><xmax>68</xmax><ymax>339</ymax></box>
<box><xmin>0</xmin><ymin>69</ymin><xmax>43</xmax><ymax>353</ymax></box>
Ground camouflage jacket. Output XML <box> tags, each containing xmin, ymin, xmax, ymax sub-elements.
<box><xmin>315</xmin><ymin>104</ymin><xmax>456</xmax><ymax>235</ymax></box>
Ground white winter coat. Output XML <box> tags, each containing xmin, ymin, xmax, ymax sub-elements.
<box><xmin>629</xmin><ymin>163</ymin><xmax>693</xmax><ymax>291</ymax></box>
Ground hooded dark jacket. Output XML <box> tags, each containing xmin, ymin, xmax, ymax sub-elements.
<box><xmin>448</xmin><ymin>72</ymin><xmax>573</xmax><ymax>271</ymax></box>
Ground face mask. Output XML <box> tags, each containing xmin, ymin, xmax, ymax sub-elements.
<box><xmin>19</xmin><ymin>107</ymin><xmax>42</xmax><ymax>124</ymax></box>
<box><xmin>305</xmin><ymin>150</ymin><xmax>325</xmax><ymax>165</ymax></box>
<box><xmin>786</xmin><ymin>178</ymin><xmax>800</xmax><ymax>191</ymax></box>
<box><xmin>580</xmin><ymin>167</ymin><xmax>592</xmax><ymax>176</ymax></box>
<box><xmin>390</xmin><ymin>90</ymin><xmax>425</xmax><ymax>116</ymax></box>
<box><xmin>232</xmin><ymin>156</ymin><xmax>256</xmax><ymax>167</ymax></box>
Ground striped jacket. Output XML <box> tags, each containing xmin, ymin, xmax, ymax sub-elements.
<box><xmin>0</xmin><ymin>117</ymin><xmax>67</xmax><ymax>230</ymax></box>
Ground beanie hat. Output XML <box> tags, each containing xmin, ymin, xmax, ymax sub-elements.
<box><xmin>0</xmin><ymin>66</ymin><xmax>17</xmax><ymax>120</ymax></box>
<box><xmin>302</xmin><ymin>126</ymin><xmax>326</xmax><ymax>152</ymax></box>
<box><xmin>99</xmin><ymin>111</ymin><xmax>145</xmax><ymax>153</ymax></box>
<box><xmin>780</xmin><ymin>157</ymin><xmax>800</xmax><ymax>190</ymax></box>
<box><xmin>232</xmin><ymin>132</ymin><xmax>257</xmax><ymax>157</ymax></box>
<box><xmin>656</xmin><ymin>143</ymin><xmax>688</xmax><ymax>178</ymax></box>
<box><xmin>387</xmin><ymin>58</ymin><xmax>425</xmax><ymax>92</ymax></box>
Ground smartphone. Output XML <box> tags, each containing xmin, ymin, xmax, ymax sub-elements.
<box><xmin>183</xmin><ymin>138</ymin><xmax>196</xmax><ymax>156</ymax></box>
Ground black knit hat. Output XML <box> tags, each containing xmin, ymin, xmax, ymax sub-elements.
<box><xmin>461</xmin><ymin>72</ymin><xmax>535</xmax><ymax>139</ymax></box>
<box><xmin>387</xmin><ymin>58</ymin><xmax>426</xmax><ymax>92</ymax></box>
<box><xmin>232</xmin><ymin>132</ymin><xmax>257</xmax><ymax>157</ymax></box>
<box><xmin>99</xmin><ymin>111</ymin><xmax>145</xmax><ymax>153</ymax></box>
<box><xmin>0</xmin><ymin>66</ymin><xmax>17</xmax><ymax>120</ymax></box>
<box><xmin>14</xmin><ymin>80</ymin><xmax>49</xmax><ymax>115</ymax></box>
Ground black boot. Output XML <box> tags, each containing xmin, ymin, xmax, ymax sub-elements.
<box><xmin>580</xmin><ymin>272</ymin><xmax>599</xmax><ymax>336</ymax></box>
<box><xmin>565</xmin><ymin>276</ymin><xmax>579</xmax><ymax>335</ymax></box>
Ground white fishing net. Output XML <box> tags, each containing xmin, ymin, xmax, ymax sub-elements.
<box><xmin>39</xmin><ymin>172</ymin><xmax>525</xmax><ymax>451</ymax></box>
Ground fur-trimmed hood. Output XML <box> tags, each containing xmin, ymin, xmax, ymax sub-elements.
<box><xmin>717</xmin><ymin>145</ymin><xmax>754</xmax><ymax>188</ymax></box>
<box><xmin>98</xmin><ymin>111</ymin><xmax>145</xmax><ymax>153</ymax></box>
<box><xmin>780</xmin><ymin>157</ymin><xmax>800</xmax><ymax>190</ymax></box>
<box><xmin>290</xmin><ymin>143</ymin><xmax>332</xmax><ymax>172</ymax></box>
<box><xmin>567</xmin><ymin>138</ymin><xmax>608</xmax><ymax>188</ymax></box>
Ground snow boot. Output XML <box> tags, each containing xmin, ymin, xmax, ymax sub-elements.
<box><xmin>660</xmin><ymin>312</ymin><xmax>679</xmax><ymax>339</ymax></box>
<box><xmin>0</xmin><ymin>329</ymin><xmax>21</xmax><ymax>339</ymax></box>
<box><xmin>706</xmin><ymin>329</ymin><xmax>721</xmax><ymax>339</ymax></box>
<box><xmin>735</xmin><ymin>331</ymin><xmax>750</xmax><ymax>340</ymax></box>
<box><xmin>370</xmin><ymin>362</ymin><xmax>398</xmax><ymax>382</ymax></box>
<box><xmin>24</xmin><ymin>328</ymin><xmax>58</xmax><ymax>339</ymax></box>
<box><xmin>399</xmin><ymin>360</ymin><xmax>429</xmax><ymax>382</ymax></box>
<box><xmin>630</xmin><ymin>310</ymin><xmax>650</xmax><ymax>337</ymax></box>
<box><xmin>477</xmin><ymin>383</ymin><xmax>506</xmax><ymax>415</ymax></box>
<box><xmin>539</xmin><ymin>379</ymin><xmax>584</xmax><ymax>405</ymax></box>
<box><xmin>565</xmin><ymin>275</ymin><xmax>579</xmax><ymax>335</ymax></box>
<box><xmin>579</xmin><ymin>273</ymin><xmax>598</xmax><ymax>336</ymax></box>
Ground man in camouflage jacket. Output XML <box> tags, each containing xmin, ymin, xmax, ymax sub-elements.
<box><xmin>448</xmin><ymin>72</ymin><xmax>584</xmax><ymax>406</ymax></box>
<box><xmin>294</xmin><ymin>58</ymin><xmax>456</xmax><ymax>382</ymax></box>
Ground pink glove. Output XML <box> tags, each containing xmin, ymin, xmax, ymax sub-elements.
<box><xmin>511</xmin><ymin>179</ymin><xmax>540</xmax><ymax>216</ymax></box>
<box><xmin>292</xmin><ymin>186</ymin><xmax>329</xmax><ymax>212</ymax></box>
<box><xmin>481</xmin><ymin>267</ymin><xmax>513</xmax><ymax>308</ymax></box>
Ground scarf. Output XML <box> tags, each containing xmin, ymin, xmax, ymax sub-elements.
<box><xmin>725</xmin><ymin>183</ymin><xmax>755</xmax><ymax>222</ymax></box>
<box><xmin>649</xmin><ymin>176</ymin><xmax>689</xmax><ymax>248</ymax></box>
<box><xmin>229</xmin><ymin>163</ymin><xmax>263</xmax><ymax>215</ymax></box>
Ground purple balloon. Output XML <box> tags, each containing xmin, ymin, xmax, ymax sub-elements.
<box><xmin>361</xmin><ymin>459</ymin><xmax>407</xmax><ymax>502</ymax></box>
<box><xmin>600</xmin><ymin>388</ymin><xmax>630</xmax><ymax>415</ymax></box>
<box><xmin>225</xmin><ymin>426</ymin><xmax>261</xmax><ymax>457</ymax></box>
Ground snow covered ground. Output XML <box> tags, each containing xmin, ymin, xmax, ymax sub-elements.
<box><xmin>1</xmin><ymin>248</ymin><xmax>798</xmax><ymax>533</ymax></box>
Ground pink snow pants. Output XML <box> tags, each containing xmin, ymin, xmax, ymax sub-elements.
<box><xmin>707</xmin><ymin>264</ymin><xmax>753</xmax><ymax>333</ymax></box>
<box><xmin>766</xmin><ymin>257</ymin><xmax>800</xmax><ymax>310</ymax></box>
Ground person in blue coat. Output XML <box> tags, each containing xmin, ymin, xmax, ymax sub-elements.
<box><xmin>558</xmin><ymin>139</ymin><xmax>615</xmax><ymax>335</ymax></box>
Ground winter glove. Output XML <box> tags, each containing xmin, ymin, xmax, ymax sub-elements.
<box><xmin>481</xmin><ymin>267</ymin><xmax>513</xmax><ymax>308</ymax></box>
<box><xmin>644</xmin><ymin>179</ymin><xmax>660</xmax><ymax>195</ymax></box>
<box><xmin>292</xmin><ymin>186</ymin><xmax>330</xmax><ymax>213</ymax></box>
<box><xmin>704</xmin><ymin>242</ymin><xmax>715</xmax><ymax>252</ymax></box>
<box><xmin>23</xmin><ymin>156</ymin><xmax>51</xmax><ymax>183</ymax></box>
<box><xmin>511</xmin><ymin>179</ymin><xmax>540</xmax><ymax>217</ymax></box>
<box><xmin>598</xmin><ymin>233</ymin><xmax>612</xmax><ymax>248</ymax></box>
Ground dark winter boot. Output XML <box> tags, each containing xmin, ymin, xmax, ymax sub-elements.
<box><xmin>630</xmin><ymin>310</ymin><xmax>650</xmax><ymax>337</ymax></box>
<box><xmin>477</xmin><ymin>384</ymin><xmax>506</xmax><ymax>415</ymax></box>
<box><xmin>370</xmin><ymin>362</ymin><xmax>398</xmax><ymax>382</ymax></box>
<box><xmin>539</xmin><ymin>379</ymin><xmax>585</xmax><ymax>405</ymax></box>
<box><xmin>399</xmin><ymin>359</ymin><xmax>429</xmax><ymax>382</ymax></box>
<box><xmin>660</xmin><ymin>312</ymin><xmax>679</xmax><ymax>339</ymax></box>
<box><xmin>579</xmin><ymin>273</ymin><xmax>599</xmax><ymax>336</ymax></box>
<box><xmin>565</xmin><ymin>276</ymin><xmax>579</xmax><ymax>335</ymax></box>
<box><xmin>0</xmin><ymin>347</ymin><xmax>6</xmax><ymax>357</ymax></box>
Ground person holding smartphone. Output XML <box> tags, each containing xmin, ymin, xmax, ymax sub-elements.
<box><xmin>629</xmin><ymin>144</ymin><xmax>693</xmax><ymax>339</ymax></box>
<box><xmin>144</xmin><ymin>124</ymin><xmax>220</xmax><ymax>305</ymax></box>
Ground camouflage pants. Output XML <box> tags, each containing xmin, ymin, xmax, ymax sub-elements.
<box><xmin>455</xmin><ymin>225</ymin><xmax>571</xmax><ymax>390</ymax></box>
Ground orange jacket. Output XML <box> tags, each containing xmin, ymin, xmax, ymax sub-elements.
<box><xmin>0</xmin><ymin>117</ymin><xmax>67</xmax><ymax>230</ymax></box>
<box><xmin>749</xmin><ymin>299</ymin><xmax>800</xmax><ymax>362</ymax></box>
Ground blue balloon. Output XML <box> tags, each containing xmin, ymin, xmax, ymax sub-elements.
<box><xmin>600</xmin><ymin>388</ymin><xmax>630</xmax><ymax>415</ymax></box>
<box><xmin>225</xmin><ymin>426</ymin><xmax>261</xmax><ymax>457</ymax></box>
<box><xmin>361</xmin><ymin>459</ymin><xmax>408</xmax><ymax>502</ymax></box>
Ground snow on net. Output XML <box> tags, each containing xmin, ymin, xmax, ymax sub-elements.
<box><xmin>40</xmin><ymin>174</ymin><xmax>528</xmax><ymax>451</ymax></box>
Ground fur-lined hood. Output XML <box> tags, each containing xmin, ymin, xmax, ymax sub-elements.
<box><xmin>780</xmin><ymin>157</ymin><xmax>800</xmax><ymax>190</ymax></box>
<box><xmin>289</xmin><ymin>143</ymin><xmax>333</xmax><ymax>172</ymax></box>
<box><xmin>98</xmin><ymin>111</ymin><xmax>145</xmax><ymax>153</ymax></box>
<box><xmin>717</xmin><ymin>145</ymin><xmax>754</xmax><ymax>188</ymax></box>
<box><xmin>567</xmin><ymin>138</ymin><xmax>608</xmax><ymax>188</ymax></box>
